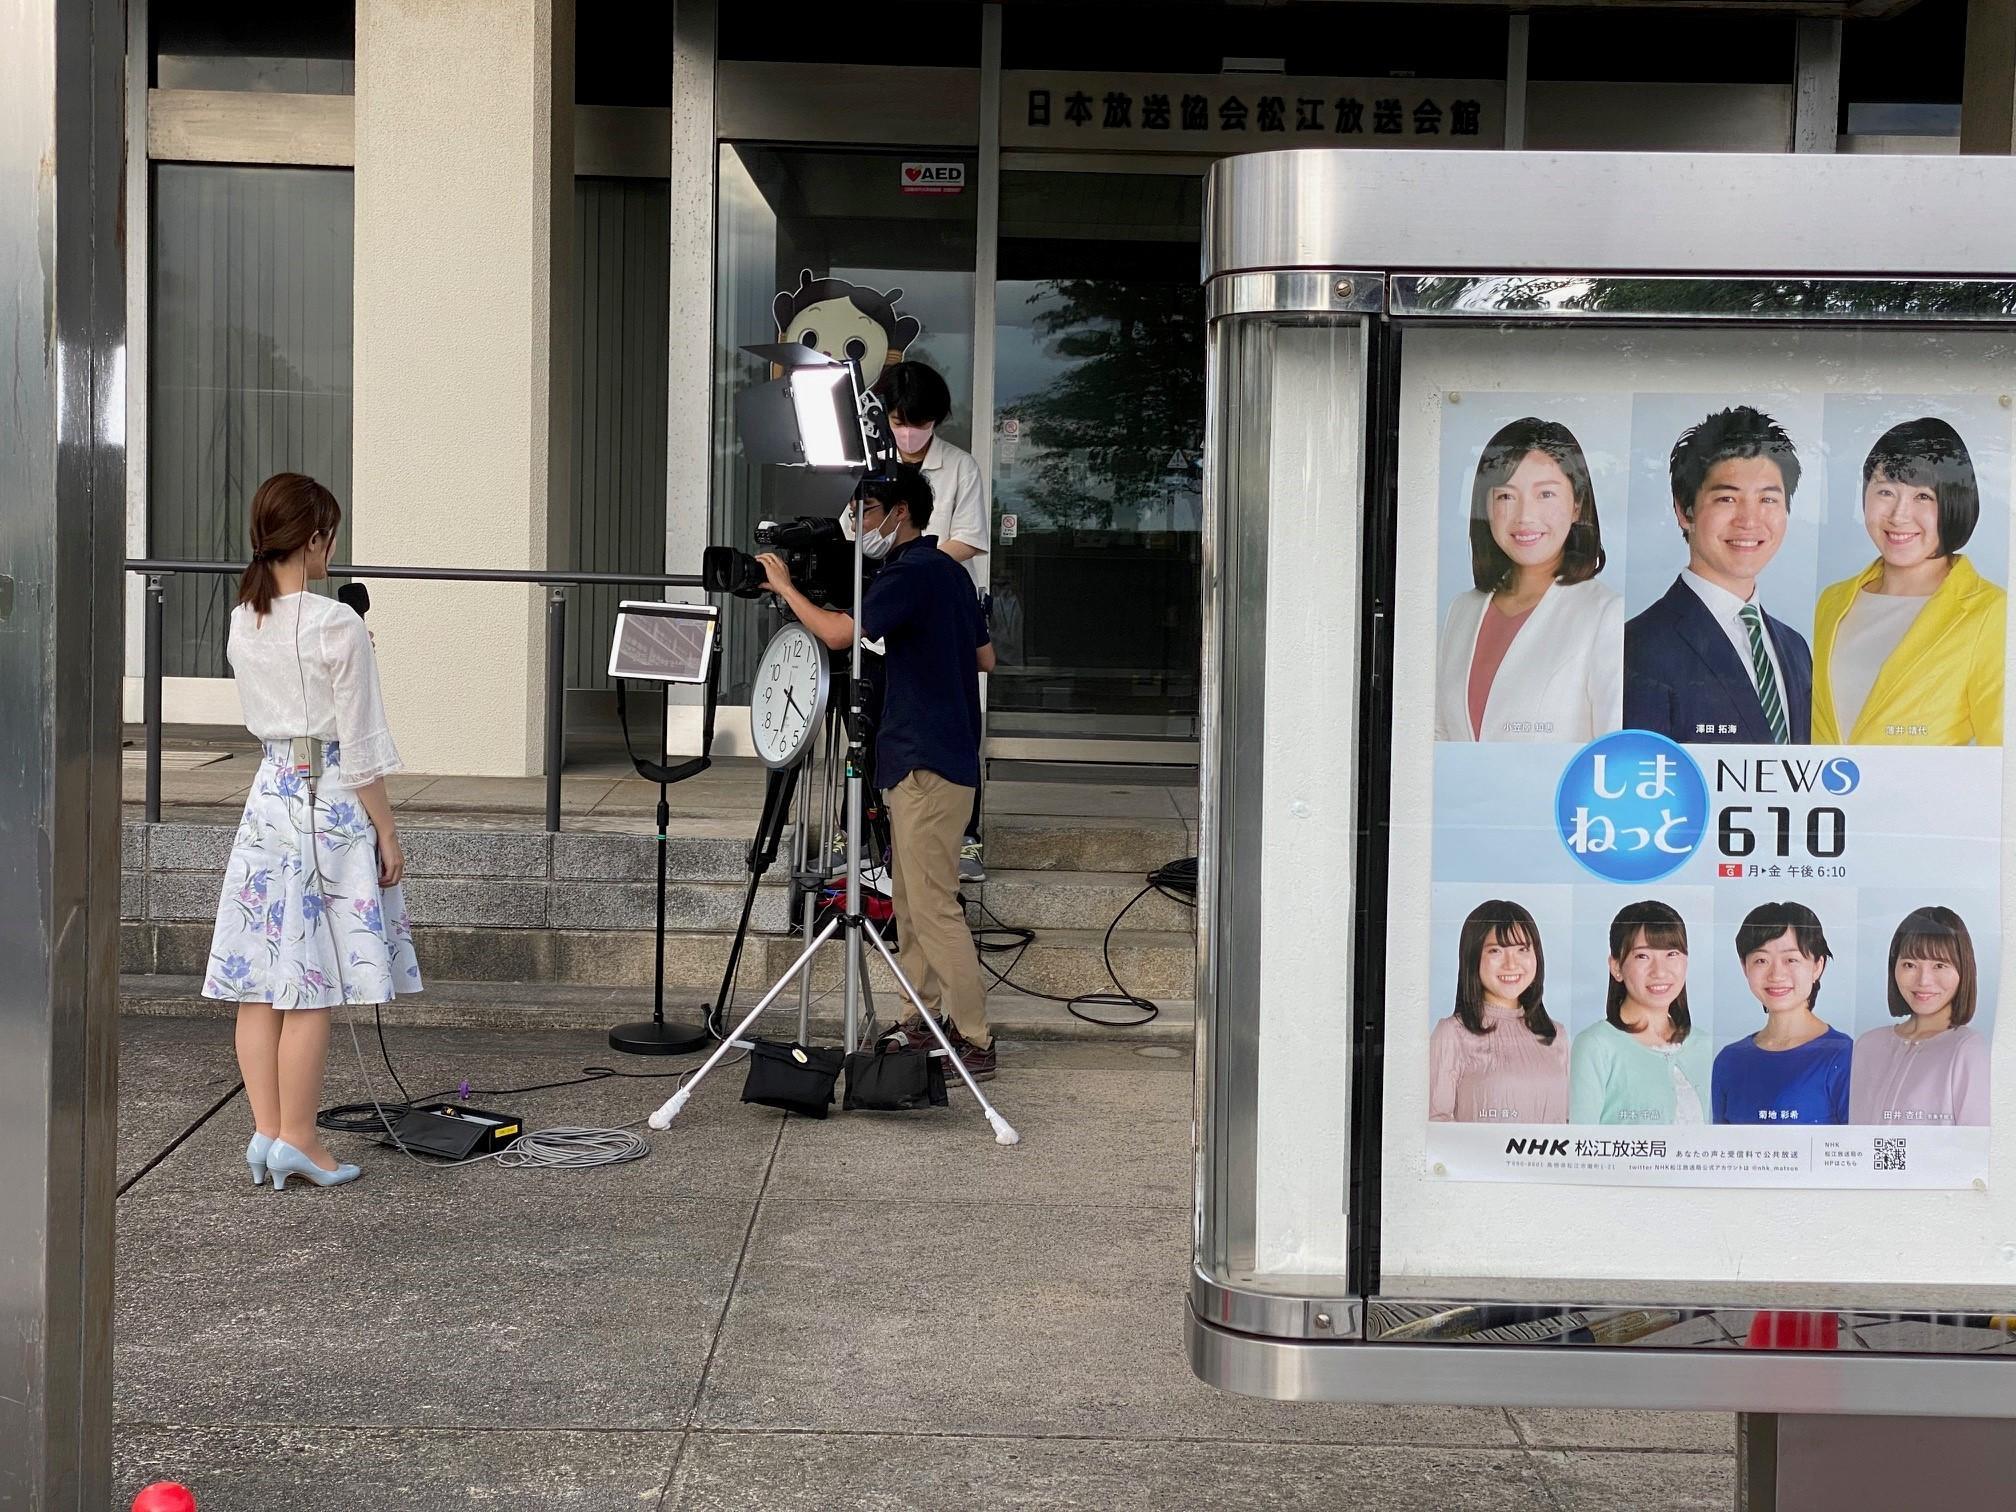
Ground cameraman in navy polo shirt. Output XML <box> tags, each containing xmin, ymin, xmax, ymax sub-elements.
<box><xmin>759</xmin><ymin>463</ymin><xmax>1000</xmax><ymax>1080</ymax></box>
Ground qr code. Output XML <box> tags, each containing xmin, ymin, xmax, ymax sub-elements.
<box><xmin>1875</xmin><ymin>1138</ymin><xmax>1907</xmax><ymax>1172</ymax></box>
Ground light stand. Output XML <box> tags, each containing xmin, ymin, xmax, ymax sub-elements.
<box><xmin>606</xmin><ymin>604</ymin><xmax>721</xmax><ymax>1056</ymax></box>
<box><xmin>711</xmin><ymin>645</ymin><xmax>864</xmax><ymax>1046</ymax></box>
<box><xmin>646</xmin><ymin>347</ymin><xmax>1020</xmax><ymax>1144</ymax></box>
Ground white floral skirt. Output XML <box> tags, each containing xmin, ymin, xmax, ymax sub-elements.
<box><xmin>202</xmin><ymin>740</ymin><xmax>423</xmax><ymax>1009</ymax></box>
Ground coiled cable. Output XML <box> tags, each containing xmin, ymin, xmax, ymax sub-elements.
<box><xmin>971</xmin><ymin>856</ymin><xmax>1197</xmax><ymax>1028</ymax></box>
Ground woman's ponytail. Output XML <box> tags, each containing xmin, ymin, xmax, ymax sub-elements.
<box><xmin>239</xmin><ymin>473</ymin><xmax>343</xmax><ymax>620</ymax></box>
<box><xmin>238</xmin><ymin>549</ymin><xmax>280</xmax><ymax>619</ymax></box>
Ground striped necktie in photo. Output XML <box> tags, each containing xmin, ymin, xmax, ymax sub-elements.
<box><xmin>1738</xmin><ymin>602</ymin><xmax>1789</xmax><ymax>744</ymax></box>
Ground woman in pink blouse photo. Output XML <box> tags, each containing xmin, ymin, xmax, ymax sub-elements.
<box><xmin>1850</xmin><ymin>906</ymin><xmax>1991</xmax><ymax>1127</ymax></box>
<box><xmin>1434</xmin><ymin>418</ymin><xmax>1623</xmax><ymax>744</ymax></box>
<box><xmin>1429</xmin><ymin>899</ymin><xmax>1571</xmax><ymax>1123</ymax></box>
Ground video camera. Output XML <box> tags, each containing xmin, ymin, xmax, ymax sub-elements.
<box><xmin>702</xmin><ymin>515</ymin><xmax>863</xmax><ymax>611</ymax></box>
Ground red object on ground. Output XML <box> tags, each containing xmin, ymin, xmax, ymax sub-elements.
<box><xmin>132</xmin><ymin>1483</ymin><xmax>197</xmax><ymax>1512</ymax></box>
<box><xmin>1745</xmin><ymin>1310</ymin><xmax>1840</xmax><ymax>1350</ymax></box>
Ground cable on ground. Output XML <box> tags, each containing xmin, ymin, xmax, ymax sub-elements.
<box><xmin>117</xmin><ymin>1080</ymin><xmax>246</xmax><ymax>1199</ymax></box>
<box><xmin>971</xmin><ymin>856</ymin><xmax>1197</xmax><ymax>1029</ymax></box>
<box><xmin>315</xmin><ymin>1003</ymin><xmax>703</xmax><ymax>1135</ymax></box>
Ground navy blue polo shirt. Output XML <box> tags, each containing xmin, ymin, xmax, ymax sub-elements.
<box><xmin>860</xmin><ymin>535</ymin><xmax>988</xmax><ymax>790</ymax></box>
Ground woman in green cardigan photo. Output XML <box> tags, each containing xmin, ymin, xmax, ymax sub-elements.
<box><xmin>1571</xmin><ymin>899</ymin><xmax>1714</xmax><ymax>1125</ymax></box>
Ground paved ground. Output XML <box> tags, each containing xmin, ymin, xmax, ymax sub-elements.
<box><xmin>113</xmin><ymin>1016</ymin><xmax>1734</xmax><ymax>1511</ymax></box>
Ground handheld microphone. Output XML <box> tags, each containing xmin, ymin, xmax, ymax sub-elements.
<box><xmin>337</xmin><ymin>583</ymin><xmax>371</xmax><ymax>619</ymax></box>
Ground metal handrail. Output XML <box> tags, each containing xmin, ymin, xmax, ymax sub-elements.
<box><xmin>126</xmin><ymin>558</ymin><xmax>707</xmax><ymax>832</ymax></box>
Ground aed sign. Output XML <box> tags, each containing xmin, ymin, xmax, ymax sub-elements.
<box><xmin>901</xmin><ymin>162</ymin><xmax>965</xmax><ymax>195</ymax></box>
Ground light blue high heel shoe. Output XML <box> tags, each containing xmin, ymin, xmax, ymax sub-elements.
<box><xmin>265</xmin><ymin>1139</ymin><xmax>361</xmax><ymax>1192</ymax></box>
<box><xmin>246</xmin><ymin>1132</ymin><xmax>275</xmax><ymax>1186</ymax></box>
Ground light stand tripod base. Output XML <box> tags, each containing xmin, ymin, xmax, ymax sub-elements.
<box><xmin>608</xmin><ymin>1019</ymin><xmax>710</xmax><ymax>1056</ymax></box>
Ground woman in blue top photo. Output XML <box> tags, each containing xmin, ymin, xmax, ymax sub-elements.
<box><xmin>1570</xmin><ymin>900</ymin><xmax>1713</xmax><ymax>1125</ymax></box>
<box><xmin>1712</xmin><ymin>901</ymin><xmax>1853</xmax><ymax>1124</ymax></box>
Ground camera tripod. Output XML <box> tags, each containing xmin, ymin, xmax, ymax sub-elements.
<box><xmin>708</xmin><ymin>649</ymin><xmax>885</xmax><ymax>1047</ymax></box>
<box><xmin>650</xmin><ymin>515</ymin><xmax>1019</xmax><ymax>1145</ymax></box>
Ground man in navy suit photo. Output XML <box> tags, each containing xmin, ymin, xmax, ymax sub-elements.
<box><xmin>1624</xmin><ymin>406</ymin><xmax>1812</xmax><ymax>745</ymax></box>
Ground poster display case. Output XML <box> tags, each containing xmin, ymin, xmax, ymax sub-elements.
<box><xmin>1191</xmin><ymin>150</ymin><xmax>2016</xmax><ymax>1415</ymax></box>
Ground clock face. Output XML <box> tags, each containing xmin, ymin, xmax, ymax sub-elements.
<box><xmin>751</xmin><ymin>624</ymin><xmax>828</xmax><ymax>769</ymax></box>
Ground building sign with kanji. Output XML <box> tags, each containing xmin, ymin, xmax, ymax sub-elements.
<box><xmin>1002</xmin><ymin>72</ymin><xmax>1503</xmax><ymax>152</ymax></box>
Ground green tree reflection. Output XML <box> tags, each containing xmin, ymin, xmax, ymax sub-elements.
<box><xmin>1007</xmin><ymin>277</ymin><xmax>1205</xmax><ymax>529</ymax></box>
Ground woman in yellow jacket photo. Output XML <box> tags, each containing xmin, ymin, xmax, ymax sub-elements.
<box><xmin>1811</xmin><ymin>417</ymin><xmax>2005</xmax><ymax>746</ymax></box>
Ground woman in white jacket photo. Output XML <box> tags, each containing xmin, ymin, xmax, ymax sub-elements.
<box><xmin>1435</xmin><ymin>416</ymin><xmax>1623</xmax><ymax>744</ymax></box>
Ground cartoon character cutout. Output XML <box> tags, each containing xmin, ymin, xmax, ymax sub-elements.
<box><xmin>772</xmin><ymin>269</ymin><xmax>921</xmax><ymax>384</ymax></box>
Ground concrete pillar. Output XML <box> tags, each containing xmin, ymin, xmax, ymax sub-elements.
<box><xmin>1742</xmin><ymin>1414</ymin><xmax>2016</xmax><ymax>1509</ymax></box>
<box><xmin>352</xmin><ymin>0</ymin><xmax>574</xmax><ymax>776</ymax></box>
<box><xmin>1791</xmin><ymin>19</ymin><xmax>1841</xmax><ymax>154</ymax></box>
<box><xmin>1963</xmin><ymin>0</ymin><xmax>2016</xmax><ymax>154</ymax></box>
<box><xmin>1504</xmin><ymin>15</ymin><xmax>1529</xmax><ymax>152</ymax></box>
<box><xmin>664</xmin><ymin>0</ymin><xmax>716</xmax><ymax>754</ymax></box>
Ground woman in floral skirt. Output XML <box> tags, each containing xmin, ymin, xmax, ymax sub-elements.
<box><xmin>202</xmin><ymin>473</ymin><xmax>421</xmax><ymax>1191</ymax></box>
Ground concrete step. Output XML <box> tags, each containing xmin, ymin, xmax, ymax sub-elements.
<box><xmin>975</xmin><ymin>869</ymin><xmax>1194</xmax><ymax>934</ymax></box>
<box><xmin>768</xmin><ymin>926</ymin><xmax>1194</xmax><ymax>1002</ymax></box>
<box><xmin>119</xmin><ymin>974</ymin><xmax>1194</xmax><ymax>1045</ymax></box>
<box><xmin>127</xmin><ymin>917</ymin><xmax>1197</xmax><ymax>1002</ymax></box>
<box><xmin>124</xmin><ymin>814</ymin><xmax>1196</xmax><ymax>912</ymax></box>
<box><xmin>982</xmin><ymin>815</ymin><xmax>1193</xmax><ymax>875</ymax></box>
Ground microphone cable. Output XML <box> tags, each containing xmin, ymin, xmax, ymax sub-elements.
<box><xmin>289</xmin><ymin>592</ymin><xmax>661</xmax><ymax>1173</ymax></box>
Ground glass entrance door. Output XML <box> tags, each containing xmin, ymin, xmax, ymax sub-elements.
<box><xmin>990</xmin><ymin>169</ymin><xmax>1205</xmax><ymax>745</ymax></box>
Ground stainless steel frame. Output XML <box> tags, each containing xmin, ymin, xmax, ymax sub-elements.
<box><xmin>1194</xmin><ymin>1269</ymin><xmax>1360</xmax><ymax>1342</ymax></box>
<box><xmin>1390</xmin><ymin>274</ymin><xmax>2016</xmax><ymax>323</ymax></box>
<box><xmin>1205</xmin><ymin>150</ymin><xmax>2016</xmax><ymax>281</ymax></box>
<box><xmin>1196</xmin><ymin>305</ymin><xmax>1371</xmax><ymax>1340</ymax></box>
<box><xmin>1205</xmin><ymin>270</ymin><xmax>1383</xmax><ymax>323</ymax></box>
<box><xmin>0</xmin><ymin>0</ymin><xmax>126</xmax><ymax>1504</ymax></box>
<box><xmin>1192</xmin><ymin>148</ymin><xmax>2016</xmax><ymax>1416</ymax></box>
<box><xmin>1191</xmin><ymin>1316</ymin><xmax>2016</xmax><ymax>1416</ymax></box>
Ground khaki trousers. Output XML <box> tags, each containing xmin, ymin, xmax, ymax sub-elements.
<box><xmin>885</xmin><ymin>769</ymin><xmax>990</xmax><ymax>1048</ymax></box>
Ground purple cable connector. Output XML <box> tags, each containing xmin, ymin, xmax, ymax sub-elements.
<box><xmin>459</xmin><ymin>1080</ymin><xmax>470</xmax><ymax>1102</ymax></box>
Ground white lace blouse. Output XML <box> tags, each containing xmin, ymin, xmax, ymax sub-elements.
<box><xmin>228</xmin><ymin>593</ymin><xmax>403</xmax><ymax>789</ymax></box>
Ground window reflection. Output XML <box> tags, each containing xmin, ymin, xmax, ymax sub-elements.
<box><xmin>993</xmin><ymin>172</ymin><xmax>1204</xmax><ymax>734</ymax></box>
<box><xmin>711</xmin><ymin>145</ymin><xmax>977</xmax><ymax>703</ymax></box>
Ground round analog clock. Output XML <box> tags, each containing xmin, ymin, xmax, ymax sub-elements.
<box><xmin>750</xmin><ymin>623</ymin><xmax>831</xmax><ymax>770</ymax></box>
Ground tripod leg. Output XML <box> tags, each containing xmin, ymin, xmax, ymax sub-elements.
<box><xmin>650</xmin><ymin>916</ymin><xmax>843</xmax><ymax>1128</ymax></box>
<box><xmin>711</xmin><ymin>865</ymin><xmax>768</xmax><ymax>1039</ymax></box>
<box><xmin>861</xmin><ymin>919</ymin><xmax>1020</xmax><ymax>1146</ymax></box>
<box><xmin>712</xmin><ymin>765</ymin><xmax>800</xmax><ymax>1038</ymax></box>
<box><xmin>794</xmin><ymin>739</ymin><xmax>817</xmax><ymax>1043</ymax></box>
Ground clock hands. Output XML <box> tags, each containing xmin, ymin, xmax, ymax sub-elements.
<box><xmin>771</xmin><ymin>687</ymin><xmax>810</xmax><ymax>753</ymax></box>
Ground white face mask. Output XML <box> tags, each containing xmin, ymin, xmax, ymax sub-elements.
<box><xmin>890</xmin><ymin>420</ymin><xmax>934</xmax><ymax>456</ymax></box>
<box><xmin>859</xmin><ymin>518</ymin><xmax>898</xmax><ymax>559</ymax></box>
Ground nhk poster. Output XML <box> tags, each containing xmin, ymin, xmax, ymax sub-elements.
<box><xmin>1424</xmin><ymin>387</ymin><xmax>2008</xmax><ymax>1189</ymax></box>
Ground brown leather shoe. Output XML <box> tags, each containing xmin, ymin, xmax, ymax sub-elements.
<box><xmin>879</xmin><ymin>1015</ymin><xmax>943</xmax><ymax>1052</ymax></box>
<box><xmin>945</xmin><ymin>1033</ymin><xmax>997</xmax><ymax>1084</ymax></box>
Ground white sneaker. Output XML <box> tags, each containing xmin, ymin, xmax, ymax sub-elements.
<box><xmin>827</xmin><ymin>830</ymin><xmax>874</xmax><ymax>874</ymax></box>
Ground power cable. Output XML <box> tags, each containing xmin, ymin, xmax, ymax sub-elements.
<box><xmin>116</xmin><ymin>1080</ymin><xmax>246</xmax><ymax>1199</ymax></box>
<box><xmin>970</xmin><ymin>856</ymin><xmax>1197</xmax><ymax>1029</ymax></box>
